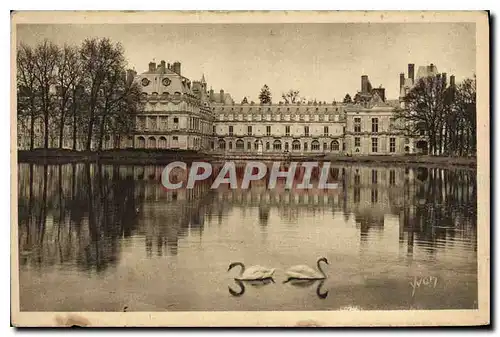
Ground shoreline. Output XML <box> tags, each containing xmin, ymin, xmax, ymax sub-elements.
<box><xmin>17</xmin><ymin>149</ymin><xmax>477</xmax><ymax>167</ymax></box>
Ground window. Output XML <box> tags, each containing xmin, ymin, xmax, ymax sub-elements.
<box><xmin>247</xmin><ymin>141</ymin><xmax>251</xmax><ymax>150</ymax></box>
<box><xmin>371</xmin><ymin>188</ymin><xmax>378</xmax><ymax>203</ymax></box>
<box><xmin>371</xmin><ymin>137</ymin><xmax>378</xmax><ymax>153</ymax></box>
<box><xmin>311</xmin><ymin>140</ymin><xmax>320</xmax><ymax>151</ymax></box>
<box><xmin>247</xmin><ymin>125</ymin><xmax>252</xmax><ymax>136</ymax></box>
<box><xmin>371</xmin><ymin>169</ymin><xmax>378</xmax><ymax>184</ymax></box>
<box><xmin>229</xmin><ymin>125</ymin><xmax>233</xmax><ymax>136</ymax></box>
<box><xmin>390</xmin><ymin>117</ymin><xmax>395</xmax><ymax>129</ymax></box>
<box><xmin>292</xmin><ymin>140</ymin><xmax>300</xmax><ymax>151</ymax></box>
<box><xmin>285</xmin><ymin>125</ymin><xmax>290</xmax><ymax>136</ymax></box>
<box><xmin>228</xmin><ymin>141</ymin><xmax>233</xmax><ymax>150</ymax></box>
<box><xmin>390</xmin><ymin>137</ymin><xmax>396</xmax><ymax>153</ymax></box>
<box><xmin>323</xmin><ymin>126</ymin><xmax>329</xmax><ymax>136</ymax></box>
<box><xmin>213</xmin><ymin>125</ymin><xmax>216</xmax><ymax>134</ymax></box>
<box><xmin>405</xmin><ymin>137</ymin><xmax>409</xmax><ymax>144</ymax></box>
<box><xmin>304</xmin><ymin>126</ymin><xmax>310</xmax><ymax>137</ymax></box>
<box><xmin>354</xmin><ymin>187</ymin><xmax>361</xmax><ymax>203</ymax></box>
<box><xmin>372</xmin><ymin>118</ymin><xmax>379</xmax><ymax>133</ymax></box>
<box><xmin>354</xmin><ymin>117</ymin><xmax>361</xmax><ymax>132</ymax></box>
<box><xmin>273</xmin><ymin>140</ymin><xmax>282</xmax><ymax>151</ymax></box>
<box><xmin>304</xmin><ymin>142</ymin><xmax>308</xmax><ymax>151</ymax></box>
<box><xmin>389</xmin><ymin>170</ymin><xmax>396</xmax><ymax>186</ymax></box>
<box><xmin>173</xmin><ymin>136</ymin><xmax>178</xmax><ymax>141</ymax></box>
<box><xmin>266</xmin><ymin>142</ymin><xmax>270</xmax><ymax>150</ymax></box>
<box><xmin>173</xmin><ymin>117</ymin><xmax>179</xmax><ymax>123</ymax></box>
<box><xmin>354</xmin><ymin>171</ymin><xmax>360</xmax><ymax>185</ymax></box>
<box><xmin>285</xmin><ymin>142</ymin><xmax>289</xmax><ymax>151</ymax></box>
<box><xmin>266</xmin><ymin>126</ymin><xmax>271</xmax><ymax>136</ymax></box>
<box><xmin>330</xmin><ymin>140</ymin><xmax>339</xmax><ymax>151</ymax></box>
<box><xmin>354</xmin><ymin>137</ymin><xmax>360</xmax><ymax>147</ymax></box>
<box><xmin>218</xmin><ymin>139</ymin><xmax>226</xmax><ymax>149</ymax></box>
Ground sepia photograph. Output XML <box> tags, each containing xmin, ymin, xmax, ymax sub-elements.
<box><xmin>10</xmin><ymin>11</ymin><xmax>489</xmax><ymax>327</ymax></box>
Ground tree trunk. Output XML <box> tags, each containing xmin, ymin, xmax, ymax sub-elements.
<box><xmin>97</xmin><ymin>114</ymin><xmax>107</xmax><ymax>151</ymax></box>
<box><xmin>58</xmin><ymin>111</ymin><xmax>65</xmax><ymax>149</ymax></box>
<box><xmin>29</xmin><ymin>112</ymin><xmax>35</xmax><ymax>150</ymax></box>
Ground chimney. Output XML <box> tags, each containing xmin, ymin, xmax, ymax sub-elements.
<box><xmin>408</xmin><ymin>64</ymin><xmax>415</xmax><ymax>83</ymax></box>
<box><xmin>441</xmin><ymin>72</ymin><xmax>447</xmax><ymax>86</ymax></box>
<box><xmin>167</xmin><ymin>63</ymin><xmax>171</xmax><ymax>70</ymax></box>
<box><xmin>361</xmin><ymin>75</ymin><xmax>369</xmax><ymax>93</ymax></box>
<box><xmin>160</xmin><ymin>60</ymin><xmax>166</xmax><ymax>73</ymax></box>
<box><xmin>148</xmin><ymin>61</ymin><xmax>156</xmax><ymax>72</ymax></box>
<box><xmin>220</xmin><ymin>89</ymin><xmax>224</xmax><ymax>103</ymax></box>
<box><xmin>399</xmin><ymin>73</ymin><xmax>405</xmax><ymax>88</ymax></box>
<box><xmin>209</xmin><ymin>88</ymin><xmax>214</xmax><ymax>101</ymax></box>
<box><xmin>172</xmin><ymin>62</ymin><xmax>181</xmax><ymax>75</ymax></box>
<box><xmin>450</xmin><ymin>75</ymin><xmax>455</xmax><ymax>88</ymax></box>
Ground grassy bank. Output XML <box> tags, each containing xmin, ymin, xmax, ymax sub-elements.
<box><xmin>323</xmin><ymin>154</ymin><xmax>477</xmax><ymax>167</ymax></box>
<box><xmin>17</xmin><ymin>148</ymin><xmax>212</xmax><ymax>164</ymax></box>
<box><xmin>17</xmin><ymin>148</ymin><xmax>476</xmax><ymax>167</ymax></box>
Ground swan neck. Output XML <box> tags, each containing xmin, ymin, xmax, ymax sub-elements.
<box><xmin>237</xmin><ymin>262</ymin><xmax>245</xmax><ymax>274</ymax></box>
<box><xmin>317</xmin><ymin>259</ymin><xmax>326</xmax><ymax>277</ymax></box>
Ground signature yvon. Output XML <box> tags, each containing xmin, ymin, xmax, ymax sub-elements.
<box><xmin>410</xmin><ymin>276</ymin><xmax>438</xmax><ymax>297</ymax></box>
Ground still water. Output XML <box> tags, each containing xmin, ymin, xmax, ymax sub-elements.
<box><xmin>17</xmin><ymin>162</ymin><xmax>477</xmax><ymax>311</ymax></box>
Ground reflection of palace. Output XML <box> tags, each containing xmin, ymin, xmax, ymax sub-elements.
<box><xmin>18</xmin><ymin>162</ymin><xmax>477</xmax><ymax>272</ymax></box>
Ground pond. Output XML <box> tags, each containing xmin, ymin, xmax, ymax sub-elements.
<box><xmin>17</xmin><ymin>162</ymin><xmax>477</xmax><ymax>311</ymax></box>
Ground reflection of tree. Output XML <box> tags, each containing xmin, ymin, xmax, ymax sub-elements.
<box><xmin>17</xmin><ymin>162</ymin><xmax>141</xmax><ymax>273</ymax></box>
<box><xmin>400</xmin><ymin>167</ymin><xmax>477</xmax><ymax>256</ymax></box>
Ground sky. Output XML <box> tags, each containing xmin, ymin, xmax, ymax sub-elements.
<box><xmin>17</xmin><ymin>23</ymin><xmax>476</xmax><ymax>102</ymax></box>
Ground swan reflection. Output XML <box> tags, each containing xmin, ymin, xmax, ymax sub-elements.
<box><xmin>228</xmin><ymin>278</ymin><xmax>275</xmax><ymax>297</ymax></box>
<box><xmin>284</xmin><ymin>279</ymin><xmax>328</xmax><ymax>299</ymax></box>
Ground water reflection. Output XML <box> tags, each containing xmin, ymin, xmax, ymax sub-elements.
<box><xmin>284</xmin><ymin>279</ymin><xmax>328</xmax><ymax>299</ymax></box>
<box><xmin>17</xmin><ymin>162</ymin><xmax>477</xmax><ymax>311</ymax></box>
<box><xmin>228</xmin><ymin>278</ymin><xmax>275</xmax><ymax>297</ymax></box>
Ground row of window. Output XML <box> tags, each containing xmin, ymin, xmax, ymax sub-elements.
<box><xmin>353</xmin><ymin>117</ymin><xmax>396</xmax><ymax>133</ymax></box>
<box><xmin>226</xmin><ymin>125</ymin><xmax>332</xmax><ymax>137</ymax></box>
<box><xmin>353</xmin><ymin>137</ymin><xmax>397</xmax><ymax>153</ymax></box>
<box><xmin>217</xmin><ymin>139</ymin><xmax>341</xmax><ymax>151</ymax></box>
<box><xmin>218</xmin><ymin>114</ymin><xmax>342</xmax><ymax>122</ymax></box>
<box><xmin>219</xmin><ymin>107</ymin><xmax>341</xmax><ymax>112</ymax></box>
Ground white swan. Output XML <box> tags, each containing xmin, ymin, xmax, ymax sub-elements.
<box><xmin>228</xmin><ymin>262</ymin><xmax>275</xmax><ymax>281</ymax></box>
<box><xmin>284</xmin><ymin>257</ymin><xmax>329</xmax><ymax>282</ymax></box>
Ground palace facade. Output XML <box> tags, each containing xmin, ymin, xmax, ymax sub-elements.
<box><xmin>17</xmin><ymin>59</ymin><xmax>440</xmax><ymax>156</ymax></box>
<box><xmin>134</xmin><ymin>59</ymin><xmax>428</xmax><ymax>155</ymax></box>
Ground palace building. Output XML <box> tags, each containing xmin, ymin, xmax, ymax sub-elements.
<box><xmin>134</xmin><ymin>59</ymin><xmax>412</xmax><ymax>155</ymax></box>
<box><xmin>17</xmin><ymin>59</ymin><xmax>442</xmax><ymax>156</ymax></box>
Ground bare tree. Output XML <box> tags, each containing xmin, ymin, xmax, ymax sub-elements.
<box><xmin>17</xmin><ymin>43</ymin><xmax>39</xmax><ymax>150</ymax></box>
<box><xmin>80</xmin><ymin>38</ymin><xmax>125</xmax><ymax>150</ymax></box>
<box><xmin>33</xmin><ymin>40</ymin><xmax>60</xmax><ymax>149</ymax></box>
<box><xmin>452</xmin><ymin>76</ymin><xmax>476</xmax><ymax>156</ymax></box>
<box><xmin>55</xmin><ymin>44</ymin><xmax>81</xmax><ymax>148</ymax></box>
<box><xmin>394</xmin><ymin>75</ymin><xmax>450</xmax><ymax>155</ymax></box>
<box><xmin>395</xmin><ymin>74</ymin><xmax>476</xmax><ymax>157</ymax></box>
<box><xmin>281</xmin><ymin>89</ymin><xmax>301</xmax><ymax>104</ymax></box>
